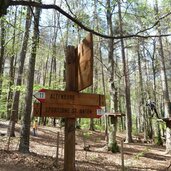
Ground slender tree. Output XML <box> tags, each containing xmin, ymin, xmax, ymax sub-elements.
<box><xmin>154</xmin><ymin>0</ymin><xmax>171</xmax><ymax>153</ymax></box>
<box><xmin>8</xmin><ymin>6</ymin><xmax>32</xmax><ymax>137</ymax></box>
<box><xmin>106</xmin><ymin>0</ymin><xmax>119</xmax><ymax>152</ymax></box>
<box><xmin>118</xmin><ymin>0</ymin><xmax>132</xmax><ymax>143</ymax></box>
<box><xmin>137</xmin><ymin>40</ymin><xmax>148</xmax><ymax>141</ymax></box>
<box><xmin>0</xmin><ymin>17</ymin><xmax>6</xmax><ymax>97</ymax></box>
<box><xmin>6</xmin><ymin>6</ymin><xmax>18</xmax><ymax>121</ymax></box>
<box><xmin>150</xmin><ymin>39</ymin><xmax>162</xmax><ymax>145</ymax></box>
<box><xmin>19</xmin><ymin>1</ymin><xmax>41</xmax><ymax>153</ymax></box>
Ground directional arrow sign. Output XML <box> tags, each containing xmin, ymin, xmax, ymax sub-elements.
<box><xmin>33</xmin><ymin>89</ymin><xmax>46</xmax><ymax>103</ymax></box>
<box><xmin>33</xmin><ymin>89</ymin><xmax>105</xmax><ymax>107</ymax></box>
<box><xmin>33</xmin><ymin>102</ymin><xmax>101</xmax><ymax>118</ymax></box>
<box><xmin>97</xmin><ymin>107</ymin><xmax>105</xmax><ymax>116</ymax></box>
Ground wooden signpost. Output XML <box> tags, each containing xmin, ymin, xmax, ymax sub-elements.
<box><xmin>33</xmin><ymin>102</ymin><xmax>102</xmax><ymax>118</ymax></box>
<box><xmin>64</xmin><ymin>46</ymin><xmax>77</xmax><ymax>171</ymax></box>
<box><xmin>32</xmin><ymin>33</ymin><xmax>105</xmax><ymax>171</ymax></box>
<box><xmin>34</xmin><ymin>89</ymin><xmax>105</xmax><ymax>106</ymax></box>
<box><xmin>77</xmin><ymin>33</ymin><xmax>93</xmax><ymax>91</ymax></box>
<box><xmin>33</xmin><ymin>89</ymin><xmax>105</xmax><ymax>119</ymax></box>
<box><xmin>33</xmin><ymin>89</ymin><xmax>46</xmax><ymax>103</ymax></box>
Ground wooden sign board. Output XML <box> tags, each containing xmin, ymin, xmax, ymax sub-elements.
<box><xmin>105</xmin><ymin>112</ymin><xmax>125</xmax><ymax>117</ymax></box>
<box><xmin>77</xmin><ymin>33</ymin><xmax>93</xmax><ymax>91</ymax></box>
<box><xmin>34</xmin><ymin>89</ymin><xmax>105</xmax><ymax>106</ymax></box>
<box><xmin>32</xmin><ymin>102</ymin><xmax>41</xmax><ymax>116</ymax></box>
<box><xmin>33</xmin><ymin>90</ymin><xmax>45</xmax><ymax>103</ymax></box>
<box><xmin>33</xmin><ymin>102</ymin><xmax>101</xmax><ymax>118</ymax></box>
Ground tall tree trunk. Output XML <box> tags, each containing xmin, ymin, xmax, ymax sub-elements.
<box><xmin>137</xmin><ymin>42</ymin><xmax>148</xmax><ymax>141</ymax></box>
<box><xmin>7</xmin><ymin>6</ymin><xmax>32</xmax><ymax>137</ymax></box>
<box><xmin>151</xmin><ymin>39</ymin><xmax>162</xmax><ymax>145</ymax></box>
<box><xmin>137</xmin><ymin>47</ymin><xmax>142</xmax><ymax>133</ymax></box>
<box><xmin>48</xmin><ymin>56</ymin><xmax>53</xmax><ymax>88</ymax></box>
<box><xmin>89</xmin><ymin>0</ymin><xmax>99</xmax><ymax>132</ymax></box>
<box><xmin>49</xmin><ymin>0</ymin><xmax>61</xmax><ymax>126</ymax></box>
<box><xmin>159</xmin><ymin>32</ymin><xmax>171</xmax><ymax>152</ymax></box>
<box><xmin>19</xmin><ymin>2</ymin><xmax>41</xmax><ymax>153</ymax></box>
<box><xmin>155</xmin><ymin>0</ymin><xmax>171</xmax><ymax>153</ymax></box>
<box><xmin>42</xmin><ymin>55</ymin><xmax>49</xmax><ymax>86</ymax></box>
<box><xmin>99</xmin><ymin>42</ymin><xmax>108</xmax><ymax>136</ymax></box>
<box><xmin>143</xmin><ymin>50</ymin><xmax>150</xmax><ymax>141</ymax></box>
<box><xmin>89</xmin><ymin>64</ymin><xmax>98</xmax><ymax>131</ymax></box>
<box><xmin>106</xmin><ymin>0</ymin><xmax>119</xmax><ymax>152</ymax></box>
<box><xmin>118</xmin><ymin>0</ymin><xmax>132</xmax><ymax>143</ymax></box>
<box><xmin>0</xmin><ymin>17</ymin><xmax>6</xmax><ymax>96</ymax></box>
<box><xmin>42</xmin><ymin>52</ymin><xmax>49</xmax><ymax>126</ymax></box>
<box><xmin>6</xmin><ymin>6</ymin><xmax>18</xmax><ymax>121</ymax></box>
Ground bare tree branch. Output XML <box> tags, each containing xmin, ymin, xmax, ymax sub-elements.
<box><xmin>64</xmin><ymin>0</ymin><xmax>77</xmax><ymax>18</ymax></box>
<box><xmin>135</xmin><ymin>11</ymin><xmax>171</xmax><ymax>35</ymax></box>
<box><xmin>8</xmin><ymin>0</ymin><xmax>171</xmax><ymax>39</ymax></box>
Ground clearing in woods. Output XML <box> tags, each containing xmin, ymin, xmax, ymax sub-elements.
<box><xmin>0</xmin><ymin>120</ymin><xmax>170</xmax><ymax>171</ymax></box>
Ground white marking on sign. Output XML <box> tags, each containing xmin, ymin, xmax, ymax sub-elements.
<box><xmin>34</xmin><ymin>92</ymin><xmax>46</xmax><ymax>100</ymax></box>
<box><xmin>97</xmin><ymin>108</ymin><xmax>105</xmax><ymax>115</ymax></box>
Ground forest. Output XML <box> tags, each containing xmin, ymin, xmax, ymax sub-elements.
<box><xmin>0</xmin><ymin>0</ymin><xmax>171</xmax><ymax>170</ymax></box>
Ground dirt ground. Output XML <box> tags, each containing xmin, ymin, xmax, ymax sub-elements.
<box><xmin>0</xmin><ymin>119</ymin><xmax>171</xmax><ymax>171</ymax></box>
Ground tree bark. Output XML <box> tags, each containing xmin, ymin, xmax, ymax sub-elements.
<box><xmin>64</xmin><ymin>46</ymin><xmax>77</xmax><ymax>171</ymax></box>
<box><xmin>6</xmin><ymin>6</ymin><xmax>18</xmax><ymax>122</ymax></box>
<box><xmin>8</xmin><ymin>6</ymin><xmax>32</xmax><ymax>137</ymax></box>
<box><xmin>155</xmin><ymin>0</ymin><xmax>171</xmax><ymax>153</ymax></box>
<box><xmin>151</xmin><ymin>39</ymin><xmax>162</xmax><ymax>145</ymax></box>
<box><xmin>118</xmin><ymin>0</ymin><xmax>132</xmax><ymax>143</ymax></box>
<box><xmin>106</xmin><ymin>0</ymin><xmax>119</xmax><ymax>151</ymax></box>
<box><xmin>19</xmin><ymin>1</ymin><xmax>41</xmax><ymax>153</ymax></box>
<box><xmin>0</xmin><ymin>17</ymin><xmax>6</xmax><ymax>96</ymax></box>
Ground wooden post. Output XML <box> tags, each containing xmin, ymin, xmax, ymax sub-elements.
<box><xmin>56</xmin><ymin>132</ymin><xmax>60</xmax><ymax>166</ymax></box>
<box><xmin>64</xmin><ymin>46</ymin><xmax>78</xmax><ymax>171</ymax></box>
<box><xmin>121</xmin><ymin>139</ymin><xmax>124</xmax><ymax>171</ymax></box>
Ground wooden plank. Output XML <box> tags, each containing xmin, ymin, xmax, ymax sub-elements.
<box><xmin>64</xmin><ymin>46</ymin><xmax>77</xmax><ymax>171</ymax></box>
<box><xmin>105</xmin><ymin>112</ymin><xmax>125</xmax><ymax>117</ymax></box>
<box><xmin>77</xmin><ymin>33</ymin><xmax>93</xmax><ymax>91</ymax></box>
<box><xmin>34</xmin><ymin>89</ymin><xmax>105</xmax><ymax>106</ymax></box>
<box><xmin>33</xmin><ymin>102</ymin><xmax>100</xmax><ymax>118</ymax></box>
<box><xmin>32</xmin><ymin>103</ymin><xmax>41</xmax><ymax>117</ymax></box>
<box><xmin>75</xmin><ymin>105</ymin><xmax>101</xmax><ymax>118</ymax></box>
<box><xmin>42</xmin><ymin>103</ymin><xmax>75</xmax><ymax>118</ymax></box>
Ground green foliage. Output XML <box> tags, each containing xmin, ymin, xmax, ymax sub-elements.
<box><xmin>83</xmin><ymin>132</ymin><xmax>91</xmax><ymax>139</ymax></box>
<box><xmin>131</xmin><ymin>114</ymin><xmax>139</xmax><ymax>135</ymax></box>
<box><xmin>153</xmin><ymin>136</ymin><xmax>163</xmax><ymax>146</ymax></box>
<box><xmin>76</xmin><ymin>12</ymin><xmax>90</xmax><ymax>25</ymax></box>
<box><xmin>33</xmin><ymin>84</ymin><xmax>47</xmax><ymax>91</ymax></box>
<box><xmin>95</xmin><ymin>124</ymin><xmax>105</xmax><ymax>131</ymax></box>
<box><xmin>0</xmin><ymin>98</ymin><xmax>6</xmax><ymax>119</ymax></box>
<box><xmin>80</xmin><ymin>118</ymin><xmax>105</xmax><ymax>132</ymax></box>
<box><xmin>11</xmin><ymin>85</ymin><xmax>26</xmax><ymax>92</ymax></box>
<box><xmin>132</xmin><ymin>129</ymin><xmax>139</xmax><ymax>137</ymax></box>
<box><xmin>134</xmin><ymin>151</ymin><xmax>145</xmax><ymax>159</ymax></box>
<box><xmin>81</xmin><ymin>119</ymin><xmax>90</xmax><ymax>129</ymax></box>
<box><xmin>134</xmin><ymin>147</ymin><xmax>149</xmax><ymax>160</ymax></box>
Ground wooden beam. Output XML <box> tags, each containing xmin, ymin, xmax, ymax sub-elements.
<box><xmin>64</xmin><ymin>46</ymin><xmax>77</xmax><ymax>171</ymax></box>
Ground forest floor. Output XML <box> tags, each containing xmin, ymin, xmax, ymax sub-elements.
<box><xmin>0</xmin><ymin>119</ymin><xmax>171</xmax><ymax>171</ymax></box>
